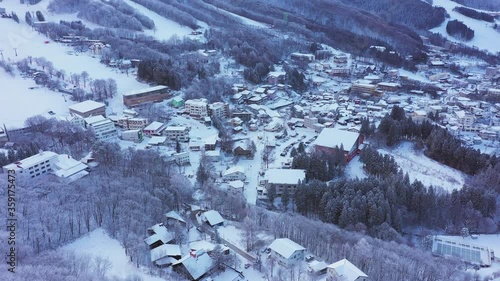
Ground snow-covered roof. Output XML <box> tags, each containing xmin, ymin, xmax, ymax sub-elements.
<box><xmin>378</xmin><ymin>82</ymin><xmax>400</xmax><ymax>87</ymax></box>
<box><xmin>188</xmin><ymin>240</ymin><xmax>217</xmax><ymax>252</ymax></box>
<box><xmin>69</xmin><ymin>100</ymin><xmax>105</xmax><ymax>113</ymax></box>
<box><xmin>327</xmin><ymin>259</ymin><xmax>367</xmax><ymax>281</ymax></box>
<box><xmin>165</xmin><ymin>126</ymin><xmax>187</xmax><ymax>131</ymax></box>
<box><xmin>309</xmin><ymin>260</ymin><xmax>328</xmax><ymax>272</ymax></box>
<box><xmin>164</xmin><ymin>211</ymin><xmax>186</xmax><ymax>223</ymax></box>
<box><xmin>148</xmin><ymin>136</ymin><xmax>167</xmax><ymax>145</ymax></box>
<box><xmin>144</xmin><ymin>224</ymin><xmax>174</xmax><ymax>246</ymax></box>
<box><xmin>123</xmin><ymin>85</ymin><xmax>168</xmax><ymax>96</ymax></box>
<box><xmin>150</xmin><ymin>244</ymin><xmax>182</xmax><ymax>262</ymax></box>
<box><xmin>53</xmin><ymin>154</ymin><xmax>88</xmax><ymax>178</ymax></box>
<box><xmin>84</xmin><ymin>115</ymin><xmax>107</xmax><ymax>125</ymax></box>
<box><xmin>268</xmin><ymin>238</ymin><xmax>305</xmax><ymax>259</ymax></box>
<box><xmin>266</xmin><ymin>169</ymin><xmax>305</xmax><ymax>185</ymax></box>
<box><xmin>173</xmin><ymin>250</ymin><xmax>214</xmax><ymax>280</ymax></box>
<box><xmin>315</xmin><ymin>128</ymin><xmax>360</xmax><ymax>151</ymax></box>
<box><xmin>144</xmin><ymin>121</ymin><xmax>165</xmax><ymax>131</ymax></box>
<box><xmin>223</xmin><ymin>166</ymin><xmax>245</xmax><ymax>176</ymax></box>
<box><xmin>203</xmin><ymin>210</ymin><xmax>224</xmax><ymax>226</ymax></box>
<box><xmin>228</xmin><ymin>180</ymin><xmax>244</xmax><ymax>189</ymax></box>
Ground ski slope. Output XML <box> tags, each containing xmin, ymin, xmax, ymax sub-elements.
<box><xmin>431</xmin><ymin>0</ymin><xmax>500</xmax><ymax>54</ymax></box>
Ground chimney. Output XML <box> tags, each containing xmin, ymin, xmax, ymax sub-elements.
<box><xmin>189</xmin><ymin>249</ymin><xmax>197</xmax><ymax>258</ymax></box>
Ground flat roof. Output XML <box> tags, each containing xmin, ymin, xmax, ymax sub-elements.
<box><xmin>266</xmin><ymin>169</ymin><xmax>305</xmax><ymax>185</ymax></box>
<box><xmin>123</xmin><ymin>85</ymin><xmax>168</xmax><ymax>96</ymax></box>
<box><xmin>144</xmin><ymin>121</ymin><xmax>165</xmax><ymax>131</ymax></box>
<box><xmin>315</xmin><ymin>128</ymin><xmax>360</xmax><ymax>150</ymax></box>
<box><xmin>3</xmin><ymin>151</ymin><xmax>57</xmax><ymax>169</ymax></box>
<box><xmin>69</xmin><ymin>100</ymin><xmax>105</xmax><ymax>113</ymax></box>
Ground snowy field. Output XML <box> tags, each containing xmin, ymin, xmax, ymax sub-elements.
<box><xmin>345</xmin><ymin>155</ymin><xmax>368</xmax><ymax>180</ymax></box>
<box><xmin>62</xmin><ymin>228</ymin><xmax>163</xmax><ymax>281</ymax></box>
<box><xmin>0</xmin><ymin>69</ymin><xmax>74</xmax><ymax>128</ymax></box>
<box><xmin>378</xmin><ymin>142</ymin><xmax>466</xmax><ymax>192</ymax></box>
<box><xmin>431</xmin><ymin>0</ymin><xmax>500</xmax><ymax>54</ymax></box>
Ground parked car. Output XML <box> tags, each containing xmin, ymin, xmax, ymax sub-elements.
<box><xmin>305</xmin><ymin>254</ymin><xmax>315</xmax><ymax>262</ymax></box>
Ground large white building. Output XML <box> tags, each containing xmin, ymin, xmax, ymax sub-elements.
<box><xmin>84</xmin><ymin>115</ymin><xmax>117</xmax><ymax>141</ymax></box>
<box><xmin>208</xmin><ymin>102</ymin><xmax>229</xmax><ymax>119</ymax></box>
<box><xmin>222</xmin><ymin>166</ymin><xmax>246</xmax><ymax>182</ymax></box>
<box><xmin>432</xmin><ymin>236</ymin><xmax>493</xmax><ymax>267</ymax></box>
<box><xmin>3</xmin><ymin>151</ymin><xmax>88</xmax><ymax>181</ymax></box>
<box><xmin>314</xmin><ymin>128</ymin><xmax>363</xmax><ymax>162</ymax></box>
<box><xmin>268</xmin><ymin>238</ymin><xmax>306</xmax><ymax>267</ymax></box>
<box><xmin>185</xmin><ymin>98</ymin><xmax>208</xmax><ymax>119</ymax></box>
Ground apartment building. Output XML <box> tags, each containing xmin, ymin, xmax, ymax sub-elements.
<box><xmin>165</xmin><ymin>126</ymin><xmax>189</xmax><ymax>142</ymax></box>
<box><xmin>84</xmin><ymin>115</ymin><xmax>117</xmax><ymax>141</ymax></box>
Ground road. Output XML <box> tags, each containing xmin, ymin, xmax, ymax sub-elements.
<box><xmin>189</xmin><ymin>210</ymin><xmax>256</xmax><ymax>263</ymax></box>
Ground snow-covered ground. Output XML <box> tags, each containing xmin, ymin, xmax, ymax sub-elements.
<box><xmin>345</xmin><ymin>155</ymin><xmax>368</xmax><ymax>180</ymax></box>
<box><xmin>62</xmin><ymin>228</ymin><xmax>163</xmax><ymax>281</ymax></box>
<box><xmin>431</xmin><ymin>0</ymin><xmax>500</xmax><ymax>54</ymax></box>
<box><xmin>121</xmin><ymin>0</ymin><xmax>194</xmax><ymax>41</ymax></box>
<box><xmin>203</xmin><ymin>3</ymin><xmax>268</xmax><ymax>28</ymax></box>
<box><xmin>0</xmin><ymin>69</ymin><xmax>74</xmax><ymax>128</ymax></box>
<box><xmin>217</xmin><ymin>223</ymin><xmax>245</xmax><ymax>249</ymax></box>
<box><xmin>378</xmin><ymin>142</ymin><xmax>466</xmax><ymax>192</ymax></box>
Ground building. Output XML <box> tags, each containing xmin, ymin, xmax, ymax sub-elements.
<box><xmin>185</xmin><ymin>98</ymin><xmax>208</xmax><ymax>119</ymax></box>
<box><xmin>150</xmin><ymin>244</ymin><xmax>182</xmax><ymax>267</ymax></box>
<box><xmin>122</xmin><ymin>129</ymin><xmax>143</xmax><ymax>143</ymax></box>
<box><xmin>291</xmin><ymin>53</ymin><xmax>315</xmax><ymax>62</ymax></box>
<box><xmin>148</xmin><ymin>136</ymin><xmax>167</xmax><ymax>146</ymax></box>
<box><xmin>204</xmin><ymin>135</ymin><xmax>218</xmax><ymax>151</ymax></box>
<box><xmin>123</xmin><ymin>85</ymin><xmax>170</xmax><ymax>107</ymax></box>
<box><xmin>172</xmin><ymin>249</ymin><xmax>214</xmax><ymax>280</ymax></box>
<box><xmin>327</xmin><ymin>259</ymin><xmax>369</xmax><ymax>281</ymax></box>
<box><xmin>228</xmin><ymin>180</ymin><xmax>244</xmax><ymax>195</ymax></box>
<box><xmin>208</xmin><ymin>102</ymin><xmax>229</xmax><ymax>119</ymax></box>
<box><xmin>143</xmin><ymin>121</ymin><xmax>166</xmax><ymax>136</ymax></box>
<box><xmin>351</xmin><ymin>82</ymin><xmax>377</xmax><ymax>95</ymax></box>
<box><xmin>222</xmin><ymin>166</ymin><xmax>246</xmax><ymax>182</ymax></box>
<box><xmin>377</xmin><ymin>82</ymin><xmax>400</xmax><ymax>92</ymax></box>
<box><xmin>173</xmin><ymin>152</ymin><xmax>190</xmax><ymax>165</ymax></box>
<box><xmin>144</xmin><ymin>223</ymin><xmax>174</xmax><ymax>250</ymax></box>
<box><xmin>118</xmin><ymin>117</ymin><xmax>148</xmax><ymax>130</ymax></box>
<box><xmin>65</xmin><ymin>114</ymin><xmax>86</xmax><ymax>128</ymax></box>
<box><xmin>268</xmin><ymin>238</ymin><xmax>306</xmax><ymax>267</ymax></box>
<box><xmin>69</xmin><ymin>100</ymin><xmax>106</xmax><ymax>118</ymax></box>
<box><xmin>412</xmin><ymin>110</ymin><xmax>427</xmax><ymax>123</ymax></box>
<box><xmin>165</xmin><ymin>126</ymin><xmax>189</xmax><ymax>142</ymax></box>
<box><xmin>431</xmin><ymin>236</ymin><xmax>493</xmax><ymax>267</ymax></box>
<box><xmin>172</xmin><ymin>96</ymin><xmax>184</xmax><ymax>108</ymax></box>
<box><xmin>84</xmin><ymin>115</ymin><xmax>117</xmax><ymax>141</ymax></box>
<box><xmin>455</xmin><ymin>110</ymin><xmax>476</xmax><ymax>131</ymax></box>
<box><xmin>314</xmin><ymin>128</ymin><xmax>363</xmax><ymax>162</ymax></box>
<box><xmin>265</xmin><ymin>169</ymin><xmax>305</xmax><ymax>196</ymax></box>
<box><xmin>329</xmin><ymin>67</ymin><xmax>350</xmax><ymax>76</ymax></box>
<box><xmin>202</xmin><ymin>210</ymin><xmax>224</xmax><ymax>227</ymax></box>
<box><xmin>3</xmin><ymin>151</ymin><xmax>88</xmax><ymax>181</ymax></box>
<box><xmin>304</xmin><ymin>116</ymin><xmax>319</xmax><ymax>130</ymax></box>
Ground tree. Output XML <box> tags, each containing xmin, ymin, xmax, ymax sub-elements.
<box><xmin>11</xmin><ymin>12</ymin><xmax>19</xmax><ymax>23</ymax></box>
<box><xmin>81</xmin><ymin>71</ymin><xmax>89</xmax><ymax>88</ymax></box>
<box><xmin>281</xmin><ymin>187</ymin><xmax>290</xmax><ymax>211</ymax></box>
<box><xmin>176</xmin><ymin>140</ymin><xmax>181</xmax><ymax>153</ymax></box>
<box><xmin>267</xmin><ymin>186</ymin><xmax>277</xmax><ymax>206</ymax></box>
<box><xmin>25</xmin><ymin>11</ymin><xmax>33</xmax><ymax>26</ymax></box>
<box><xmin>35</xmin><ymin>10</ymin><xmax>45</xmax><ymax>22</ymax></box>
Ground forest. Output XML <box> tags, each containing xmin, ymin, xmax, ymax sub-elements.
<box><xmin>454</xmin><ymin>6</ymin><xmax>495</xmax><ymax>22</ymax></box>
<box><xmin>446</xmin><ymin>20</ymin><xmax>475</xmax><ymax>41</ymax></box>
<box><xmin>450</xmin><ymin>0</ymin><xmax>500</xmax><ymax>12</ymax></box>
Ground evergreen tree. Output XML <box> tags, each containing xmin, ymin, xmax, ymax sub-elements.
<box><xmin>281</xmin><ymin>187</ymin><xmax>290</xmax><ymax>211</ymax></box>
<box><xmin>11</xmin><ymin>12</ymin><xmax>19</xmax><ymax>23</ymax></box>
<box><xmin>25</xmin><ymin>11</ymin><xmax>33</xmax><ymax>26</ymax></box>
<box><xmin>267</xmin><ymin>186</ymin><xmax>277</xmax><ymax>206</ymax></box>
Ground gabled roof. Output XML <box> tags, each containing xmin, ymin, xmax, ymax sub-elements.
<box><xmin>268</xmin><ymin>238</ymin><xmax>305</xmax><ymax>259</ymax></box>
<box><xmin>150</xmin><ymin>244</ymin><xmax>182</xmax><ymax>262</ymax></box>
<box><xmin>173</xmin><ymin>249</ymin><xmax>214</xmax><ymax>280</ymax></box>
<box><xmin>327</xmin><ymin>259</ymin><xmax>368</xmax><ymax>281</ymax></box>
<box><xmin>223</xmin><ymin>166</ymin><xmax>245</xmax><ymax>176</ymax></box>
<box><xmin>164</xmin><ymin>211</ymin><xmax>186</xmax><ymax>223</ymax></box>
<box><xmin>144</xmin><ymin>223</ymin><xmax>174</xmax><ymax>246</ymax></box>
<box><xmin>203</xmin><ymin>210</ymin><xmax>224</xmax><ymax>226</ymax></box>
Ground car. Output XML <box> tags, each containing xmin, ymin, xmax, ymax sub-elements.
<box><xmin>264</xmin><ymin>248</ymin><xmax>271</xmax><ymax>254</ymax></box>
<box><xmin>48</xmin><ymin>111</ymin><xmax>55</xmax><ymax>115</ymax></box>
<box><xmin>305</xmin><ymin>254</ymin><xmax>314</xmax><ymax>262</ymax></box>
<box><xmin>244</xmin><ymin>263</ymin><xmax>252</xmax><ymax>269</ymax></box>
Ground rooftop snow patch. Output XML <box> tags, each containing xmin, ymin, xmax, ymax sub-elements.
<box><xmin>203</xmin><ymin>210</ymin><xmax>224</xmax><ymax>226</ymax></box>
<box><xmin>69</xmin><ymin>100</ymin><xmax>105</xmax><ymax>113</ymax></box>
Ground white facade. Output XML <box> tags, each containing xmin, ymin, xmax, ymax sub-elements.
<box><xmin>208</xmin><ymin>102</ymin><xmax>228</xmax><ymax>119</ymax></box>
<box><xmin>165</xmin><ymin>126</ymin><xmax>189</xmax><ymax>142</ymax></box>
<box><xmin>3</xmin><ymin>151</ymin><xmax>88</xmax><ymax>181</ymax></box>
<box><xmin>84</xmin><ymin>115</ymin><xmax>117</xmax><ymax>141</ymax></box>
<box><xmin>185</xmin><ymin>98</ymin><xmax>208</xmax><ymax>118</ymax></box>
<box><xmin>173</xmin><ymin>152</ymin><xmax>190</xmax><ymax>165</ymax></box>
